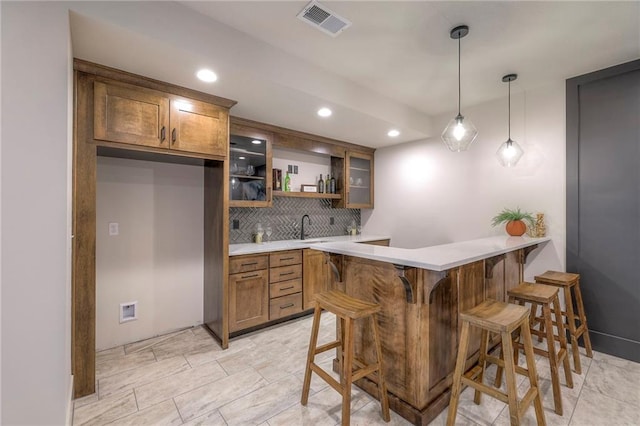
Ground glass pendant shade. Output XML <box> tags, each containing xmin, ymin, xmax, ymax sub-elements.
<box><xmin>441</xmin><ymin>114</ymin><xmax>478</xmax><ymax>152</ymax></box>
<box><xmin>496</xmin><ymin>138</ymin><xmax>524</xmax><ymax>167</ymax></box>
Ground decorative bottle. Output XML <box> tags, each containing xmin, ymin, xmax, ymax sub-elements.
<box><xmin>284</xmin><ymin>172</ymin><xmax>291</xmax><ymax>192</ymax></box>
<box><xmin>330</xmin><ymin>175</ymin><xmax>336</xmax><ymax>194</ymax></box>
<box><xmin>326</xmin><ymin>174</ymin><xmax>331</xmax><ymax>194</ymax></box>
<box><xmin>318</xmin><ymin>174</ymin><xmax>324</xmax><ymax>193</ymax></box>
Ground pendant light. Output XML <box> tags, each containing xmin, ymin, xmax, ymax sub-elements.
<box><xmin>496</xmin><ymin>74</ymin><xmax>524</xmax><ymax>167</ymax></box>
<box><xmin>441</xmin><ymin>25</ymin><xmax>478</xmax><ymax>152</ymax></box>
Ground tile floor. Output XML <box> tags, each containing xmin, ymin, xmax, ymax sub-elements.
<box><xmin>73</xmin><ymin>313</ymin><xmax>640</xmax><ymax>425</ymax></box>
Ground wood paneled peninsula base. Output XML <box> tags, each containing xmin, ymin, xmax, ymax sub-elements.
<box><xmin>310</xmin><ymin>236</ymin><xmax>550</xmax><ymax>426</ymax></box>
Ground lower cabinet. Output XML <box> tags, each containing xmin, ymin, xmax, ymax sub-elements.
<box><xmin>303</xmin><ymin>249</ymin><xmax>329</xmax><ymax>310</ymax></box>
<box><xmin>269</xmin><ymin>250</ymin><xmax>303</xmax><ymax>319</ymax></box>
<box><xmin>228</xmin><ymin>259</ymin><xmax>269</xmax><ymax>333</ymax></box>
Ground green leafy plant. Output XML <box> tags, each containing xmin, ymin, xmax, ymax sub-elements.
<box><xmin>491</xmin><ymin>207</ymin><xmax>535</xmax><ymax>227</ymax></box>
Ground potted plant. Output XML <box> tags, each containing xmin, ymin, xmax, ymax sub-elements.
<box><xmin>491</xmin><ymin>207</ymin><xmax>535</xmax><ymax>236</ymax></box>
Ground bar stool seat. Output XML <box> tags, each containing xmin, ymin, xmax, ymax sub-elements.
<box><xmin>534</xmin><ymin>271</ymin><xmax>593</xmax><ymax>374</ymax></box>
<box><xmin>447</xmin><ymin>299</ymin><xmax>546</xmax><ymax>426</ymax></box>
<box><xmin>301</xmin><ymin>290</ymin><xmax>390</xmax><ymax>426</ymax></box>
<box><xmin>498</xmin><ymin>282</ymin><xmax>573</xmax><ymax>416</ymax></box>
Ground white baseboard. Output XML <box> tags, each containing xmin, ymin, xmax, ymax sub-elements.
<box><xmin>66</xmin><ymin>375</ymin><xmax>74</xmax><ymax>426</ymax></box>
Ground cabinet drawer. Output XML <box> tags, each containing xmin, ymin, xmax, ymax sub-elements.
<box><xmin>270</xmin><ymin>293</ymin><xmax>303</xmax><ymax>320</ymax></box>
<box><xmin>270</xmin><ymin>278</ymin><xmax>302</xmax><ymax>299</ymax></box>
<box><xmin>230</xmin><ymin>254</ymin><xmax>269</xmax><ymax>274</ymax></box>
<box><xmin>270</xmin><ymin>264</ymin><xmax>302</xmax><ymax>283</ymax></box>
<box><xmin>270</xmin><ymin>250</ymin><xmax>302</xmax><ymax>268</ymax></box>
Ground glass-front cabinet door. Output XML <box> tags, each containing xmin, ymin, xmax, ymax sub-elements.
<box><xmin>345</xmin><ymin>151</ymin><xmax>374</xmax><ymax>208</ymax></box>
<box><xmin>229</xmin><ymin>122</ymin><xmax>272</xmax><ymax>207</ymax></box>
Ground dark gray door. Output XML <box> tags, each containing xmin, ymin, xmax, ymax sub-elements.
<box><xmin>567</xmin><ymin>60</ymin><xmax>640</xmax><ymax>362</ymax></box>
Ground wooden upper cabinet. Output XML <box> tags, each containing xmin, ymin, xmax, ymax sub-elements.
<box><xmin>170</xmin><ymin>98</ymin><xmax>228</xmax><ymax>157</ymax></box>
<box><xmin>94</xmin><ymin>81</ymin><xmax>169</xmax><ymax>148</ymax></box>
<box><xmin>229</xmin><ymin>119</ymin><xmax>273</xmax><ymax>207</ymax></box>
<box><xmin>93</xmin><ymin>79</ymin><xmax>228</xmax><ymax>158</ymax></box>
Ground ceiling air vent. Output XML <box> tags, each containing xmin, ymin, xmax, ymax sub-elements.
<box><xmin>297</xmin><ymin>1</ymin><xmax>352</xmax><ymax>37</ymax></box>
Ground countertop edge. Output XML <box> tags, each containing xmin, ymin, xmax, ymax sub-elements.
<box><xmin>309</xmin><ymin>236</ymin><xmax>551</xmax><ymax>271</ymax></box>
<box><xmin>229</xmin><ymin>235</ymin><xmax>392</xmax><ymax>256</ymax></box>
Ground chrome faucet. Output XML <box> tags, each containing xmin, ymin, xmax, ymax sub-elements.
<box><xmin>301</xmin><ymin>214</ymin><xmax>311</xmax><ymax>240</ymax></box>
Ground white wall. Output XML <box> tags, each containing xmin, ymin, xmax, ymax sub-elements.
<box><xmin>1</xmin><ymin>2</ymin><xmax>73</xmax><ymax>424</ymax></box>
<box><xmin>96</xmin><ymin>157</ymin><xmax>204</xmax><ymax>350</ymax></box>
<box><xmin>363</xmin><ymin>82</ymin><xmax>566</xmax><ymax>277</ymax></box>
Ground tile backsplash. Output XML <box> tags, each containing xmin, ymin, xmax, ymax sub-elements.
<box><xmin>230</xmin><ymin>196</ymin><xmax>360</xmax><ymax>243</ymax></box>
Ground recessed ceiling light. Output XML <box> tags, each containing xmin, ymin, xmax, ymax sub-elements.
<box><xmin>317</xmin><ymin>107</ymin><xmax>332</xmax><ymax>118</ymax></box>
<box><xmin>387</xmin><ymin>129</ymin><xmax>400</xmax><ymax>137</ymax></box>
<box><xmin>251</xmin><ymin>140</ymin><xmax>262</xmax><ymax>145</ymax></box>
<box><xmin>196</xmin><ymin>69</ymin><xmax>217</xmax><ymax>83</ymax></box>
<box><xmin>238</xmin><ymin>156</ymin><xmax>246</xmax><ymax>160</ymax></box>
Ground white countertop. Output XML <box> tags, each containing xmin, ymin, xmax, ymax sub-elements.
<box><xmin>229</xmin><ymin>234</ymin><xmax>391</xmax><ymax>256</ymax></box>
<box><xmin>308</xmin><ymin>235</ymin><xmax>551</xmax><ymax>271</ymax></box>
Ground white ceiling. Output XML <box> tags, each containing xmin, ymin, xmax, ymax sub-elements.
<box><xmin>70</xmin><ymin>1</ymin><xmax>640</xmax><ymax>148</ymax></box>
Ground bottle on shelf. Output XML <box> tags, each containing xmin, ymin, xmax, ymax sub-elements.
<box><xmin>330</xmin><ymin>175</ymin><xmax>336</xmax><ymax>194</ymax></box>
<box><xmin>284</xmin><ymin>171</ymin><xmax>291</xmax><ymax>192</ymax></box>
<box><xmin>318</xmin><ymin>174</ymin><xmax>325</xmax><ymax>193</ymax></box>
<box><xmin>326</xmin><ymin>174</ymin><xmax>331</xmax><ymax>194</ymax></box>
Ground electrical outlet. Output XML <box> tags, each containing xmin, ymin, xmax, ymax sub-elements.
<box><xmin>108</xmin><ymin>222</ymin><xmax>119</xmax><ymax>236</ymax></box>
<box><xmin>232</xmin><ymin>219</ymin><xmax>240</xmax><ymax>229</ymax></box>
<box><xmin>293</xmin><ymin>165</ymin><xmax>299</xmax><ymax>174</ymax></box>
<box><xmin>120</xmin><ymin>301</ymin><xmax>137</xmax><ymax>323</ymax></box>
<box><xmin>330</xmin><ymin>217</ymin><xmax>335</xmax><ymax>225</ymax></box>
<box><xmin>287</xmin><ymin>164</ymin><xmax>293</xmax><ymax>173</ymax></box>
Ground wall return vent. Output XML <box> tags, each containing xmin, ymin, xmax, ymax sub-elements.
<box><xmin>297</xmin><ymin>1</ymin><xmax>352</xmax><ymax>37</ymax></box>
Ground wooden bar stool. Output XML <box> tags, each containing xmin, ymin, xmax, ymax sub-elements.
<box><xmin>301</xmin><ymin>290</ymin><xmax>390</xmax><ymax>426</ymax></box>
<box><xmin>534</xmin><ymin>271</ymin><xmax>593</xmax><ymax>374</ymax></box>
<box><xmin>496</xmin><ymin>282</ymin><xmax>573</xmax><ymax>416</ymax></box>
<box><xmin>447</xmin><ymin>299</ymin><xmax>545</xmax><ymax>426</ymax></box>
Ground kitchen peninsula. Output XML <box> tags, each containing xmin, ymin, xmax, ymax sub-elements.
<box><xmin>309</xmin><ymin>235</ymin><xmax>550</xmax><ymax>425</ymax></box>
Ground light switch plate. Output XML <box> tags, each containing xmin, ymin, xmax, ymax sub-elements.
<box><xmin>108</xmin><ymin>222</ymin><xmax>119</xmax><ymax>236</ymax></box>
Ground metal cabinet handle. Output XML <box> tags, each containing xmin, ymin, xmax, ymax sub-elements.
<box><xmin>280</xmin><ymin>286</ymin><xmax>295</xmax><ymax>290</ymax></box>
<box><xmin>280</xmin><ymin>271</ymin><xmax>294</xmax><ymax>276</ymax></box>
<box><xmin>172</xmin><ymin>128</ymin><xmax>176</xmax><ymax>144</ymax></box>
<box><xmin>161</xmin><ymin>126</ymin><xmax>166</xmax><ymax>142</ymax></box>
<box><xmin>280</xmin><ymin>303</ymin><xmax>294</xmax><ymax>309</ymax></box>
<box><xmin>281</xmin><ymin>257</ymin><xmax>294</xmax><ymax>261</ymax></box>
<box><xmin>241</xmin><ymin>262</ymin><xmax>258</xmax><ymax>267</ymax></box>
<box><xmin>241</xmin><ymin>273</ymin><xmax>259</xmax><ymax>279</ymax></box>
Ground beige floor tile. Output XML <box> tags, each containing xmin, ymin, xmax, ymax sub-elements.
<box><xmin>583</xmin><ymin>356</ymin><xmax>640</xmax><ymax>406</ymax></box>
<box><xmin>182</xmin><ymin>409</ymin><xmax>227</xmax><ymax>426</ymax></box>
<box><xmin>135</xmin><ymin>360</ymin><xmax>228</xmax><ymax>410</ymax></box>
<box><xmin>123</xmin><ymin>328</ymin><xmax>189</xmax><ymax>354</ymax></box>
<box><xmin>95</xmin><ymin>349</ymin><xmax>156</xmax><ymax>380</ymax></box>
<box><xmin>72</xmin><ymin>389</ymin><xmax>137</xmax><ymax>426</ymax></box>
<box><xmin>73</xmin><ymin>392</ymin><xmax>99</xmax><ymax>410</ymax></box>
<box><xmin>350</xmin><ymin>399</ymin><xmax>412</xmax><ymax>426</ymax></box>
<box><xmin>152</xmin><ymin>329</ymin><xmax>219</xmax><ymax>361</ymax></box>
<box><xmin>96</xmin><ymin>346</ymin><xmax>125</xmax><ymax>363</ymax></box>
<box><xmin>569</xmin><ymin>386</ymin><xmax>640</xmax><ymax>425</ymax></box>
<box><xmin>591</xmin><ymin>350</ymin><xmax>640</xmax><ymax>374</ymax></box>
<box><xmin>185</xmin><ymin>336</ymin><xmax>256</xmax><ymax>367</ymax></box>
<box><xmin>219</xmin><ymin>374</ymin><xmax>302</xmax><ymax>425</ymax></box>
<box><xmin>175</xmin><ymin>368</ymin><xmax>268</xmax><ymax>422</ymax></box>
<box><xmin>98</xmin><ymin>355</ymin><xmax>190</xmax><ymax>399</ymax></box>
<box><xmin>266</xmin><ymin>382</ymin><xmax>373</xmax><ymax>426</ymax></box>
<box><xmin>428</xmin><ymin>407</ymin><xmax>481</xmax><ymax>426</ymax></box>
<box><xmin>105</xmin><ymin>399</ymin><xmax>182</xmax><ymax>425</ymax></box>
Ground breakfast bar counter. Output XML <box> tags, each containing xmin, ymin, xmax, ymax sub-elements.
<box><xmin>309</xmin><ymin>235</ymin><xmax>550</xmax><ymax>425</ymax></box>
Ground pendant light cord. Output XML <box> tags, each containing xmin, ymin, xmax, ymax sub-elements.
<box><xmin>508</xmin><ymin>79</ymin><xmax>511</xmax><ymax>139</ymax></box>
<box><xmin>457</xmin><ymin>36</ymin><xmax>461</xmax><ymax>116</ymax></box>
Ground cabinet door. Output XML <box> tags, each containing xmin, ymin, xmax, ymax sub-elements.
<box><xmin>229</xmin><ymin>269</ymin><xmax>269</xmax><ymax>332</ymax></box>
<box><xmin>345</xmin><ymin>151</ymin><xmax>374</xmax><ymax>208</ymax></box>
<box><xmin>94</xmin><ymin>81</ymin><xmax>169</xmax><ymax>148</ymax></box>
<box><xmin>170</xmin><ymin>98</ymin><xmax>228</xmax><ymax>157</ymax></box>
<box><xmin>229</xmin><ymin>122</ymin><xmax>273</xmax><ymax>207</ymax></box>
<box><xmin>303</xmin><ymin>249</ymin><xmax>329</xmax><ymax>310</ymax></box>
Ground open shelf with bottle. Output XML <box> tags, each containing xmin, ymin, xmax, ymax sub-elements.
<box><xmin>273</xmin><ymin>191</ymin><xmax>341</xmax><ymax>199</ymax></box>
